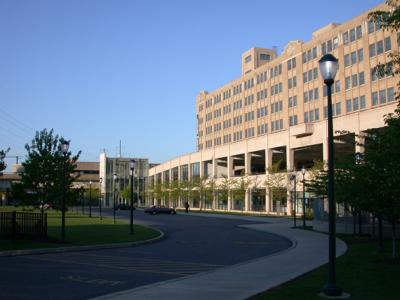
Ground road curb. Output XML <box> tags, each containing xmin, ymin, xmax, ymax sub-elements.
<box><xmin>0</xmin><ymin>228</ymin><xmax>165</xmax><ymax>257</ymax></box>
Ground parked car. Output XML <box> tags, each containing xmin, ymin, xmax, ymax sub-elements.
<box><xmin>144</xmin><ymin>205</ymin><xmax>176</xmax><ymax>215</ymax></box>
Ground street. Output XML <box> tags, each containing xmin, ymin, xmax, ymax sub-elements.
<box><xmin>0</xmin><ymin>209</ymin><xmax>292</xmax><ymax>300</ymax></box>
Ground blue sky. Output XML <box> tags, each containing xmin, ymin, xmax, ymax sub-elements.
<box><xmin>0</xmin><ymin>0</ymin><xmax>383</xmax><ymax>170</ymax></box>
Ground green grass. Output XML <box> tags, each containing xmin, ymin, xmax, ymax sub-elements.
<box><xmin>251</xmin><ymin>235</ymin><xmax>400</xmax><ymax>300</ymax></box>
<box><xmin>0</xmin><ymin>206</ymin><xmax>160</xmax><ymax>251</ymax></box>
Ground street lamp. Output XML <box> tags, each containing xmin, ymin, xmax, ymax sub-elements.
<box><xmin>301</xmin><ymin>166</ymin><xmax>306</xmax><ymax>228</ymax></box>
<box><xmin>290</xmin><ymin>173</ymin><xmax>297</xmax><ymax>228</ymax></box>
<box><xmin>319</xmin><ymin>54</ymin><xmax>343</xmax><ymax>297</ymax></box>
<box><xmin>61</xmin><ymin>140</ymin><xmax>70</xmax><ymax>243</ymax></box>
<box><xmin>99</xmin><ymin>177</ymin><xmax>103</xmax><ymax>220</ymax></box>
<box><xmin>89</xmin><ymin>180</ymin><xmax>92</xmax><ymax>218</ymax></box>
<box><xmin>130</xmin><ymin>159</ymin><xmax>136</xmax><ymax>235</ymax></box>
<box><xmin>113</xmin><ymin>173</ymin><xmax>117</xmax><ymax>225</ymax></box>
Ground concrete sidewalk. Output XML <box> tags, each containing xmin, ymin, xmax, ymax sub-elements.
<box><xmin>92</xmin><ymin>214</ymin><xmax>347</xmax><ymax>300</ymax></box>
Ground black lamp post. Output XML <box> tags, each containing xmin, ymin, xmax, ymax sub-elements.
<box><xmin>301</xmin><ymin>166</ymin><xmax>306</xmax><ymax>228</ymax></box>
<box><xmin>130</xmin><ymin>159</ymin><xmax>136</xmax><ymax>235</ymax></box>
<box><xmin>89</xmin><ymin>180</ymin><xmax>92</xmax><ymax>218</ymax></box>
<box><xmin>290</xmin><ymin>173</ymin><xmax>297</xmax><ymax>228</ymax></box>
<box><xmin>319</xmin><ymin>54</ymin><xmax>343</xmax><ymax>297</ymax></box>
<box><xmin>61</xmin><ymin>140</ymin><xmax>70</xmax><ymax>243</ymax></box>
<box><xmin>113</xmin><ymin>173</ymin><xmax>117</xmax><ymax>225</ymax></box>
<box><xmin>99</xmin><ymin>177</ymin><xmax>103</xmax><ymax>220</ymax></box>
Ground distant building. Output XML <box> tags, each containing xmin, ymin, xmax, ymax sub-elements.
<box><xmin>99</xmin><ymin>153</ymin><xmax>149</xmax><ymax>208</ymax></box>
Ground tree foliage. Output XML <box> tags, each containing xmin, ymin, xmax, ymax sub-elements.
<box><xmin>21</xmin><ymin>129</ymin><xmax>81</xmax><ymax>208</ymax></box>
<box><xmin>0</xmin><ymin>147</ymin><xmax>10</xmax><ymax>174</ymax></box>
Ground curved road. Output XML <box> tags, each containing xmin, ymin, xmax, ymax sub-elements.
<box><xmin>0</xmin><ymin>209</ymin><xmax>292</xmax><ymax>300</ymax></box>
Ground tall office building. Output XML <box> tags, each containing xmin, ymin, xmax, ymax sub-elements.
<box><xmin>148</xmin><ymin>2</ymin><xmax>398</xmax><ymax>214</ymax></box>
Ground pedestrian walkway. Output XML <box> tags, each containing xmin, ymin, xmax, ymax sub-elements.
<box><xmin>92</xmin><ymin>213</ymin><xmax>347</xmax><ymax>300</ymax></box>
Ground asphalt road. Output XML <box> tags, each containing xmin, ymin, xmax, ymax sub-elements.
<box><xmin>0</xmin><ymin>209</ymin><xmax>292</xmax><ymax>300</ymax></box>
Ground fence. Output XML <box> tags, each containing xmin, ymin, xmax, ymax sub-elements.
<box><xmin>0</xmin><ymin>211</ymin><xmax>47</xmax><ymax>239</ymax></box>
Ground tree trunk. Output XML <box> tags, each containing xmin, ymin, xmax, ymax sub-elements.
<box><xmin>378</xmin><ymin>217</ymin><xmax>384</xmax><ymax>253</ymax></box>
<box><xmin>358</xmin><ymin>211</ymin><xmax>363</xmax><ymax>236</ymax></box>
<box><xmin>352</xmin><ymin>209</ymin><xmax>357</xmax><ymax>235</ymax></box>
<box><xmin>392</xmin><ymin>221</ymin><xmax>397</xmax><ymax>259</ymax></box>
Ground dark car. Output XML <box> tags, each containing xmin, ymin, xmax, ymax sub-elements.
<box><xmin>144</xmin><ymin>205</ymin><xmax>176</xmax><ymax>215</ymax></box>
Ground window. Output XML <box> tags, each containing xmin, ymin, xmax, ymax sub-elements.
<box><xmin>388</xmin><ymin>87</ymin><xmax>395</xmax><ymax>102</ymax></box>
<box><xmin>379</xmin><ymin>89</ymin><xmax>387</xmax><ymax>104</ymax></box>
<box><xmin>245</xmin><ymin>55</ymin><xmax>251</xmax><ymax>63</ymax></box>
<box><xmin>385</xmin><ymin>37</ymin><xmax>392</xmax><ymax>51</ymax></box>
<box><xmin>369</xmin><ymin>44</ymin><xmax>376</xmax><ymax>57</ymax></box>
<box><xmin>359</xmin><ymin>72</ymin><xmax>365</xmax><ymax>85</ymax></box>
<box><xmin>345</xmin><ymin>76</ymin><xmax>351</xmax><ymax>90</ymax></box>
<box><xmin>260</xmin><ymin>53</ymin><xmax>270</xmax><ymax>61</ymax></box>
<box><xmin>356</xmin><ymin>25</ymin><xmax>362</xmax><ymax>39</ymax></box>
<box><xmin>304</xmin><ymin>112</ymin><xmax>309</xmax><ymax>123</ymax></box>
<box><xmin>350</xmin><ymin>28</ymin><xmax>356</xmax><ymax>42</ymax></box>
<box><xmin>377</xmin><ymin>40</ymin><xmax>384</xmax><ymax>55</ymax></box>
<box><xmin>335</xmin><ymin>80</ymin><xmax>341</xmax><ymax>93</ymax></box>
<box><xmin>289</xmin><ymin>95</ymin><xmax>297</xmax><ymax>108</ymax></box>
<box><xmin>289</xmin><ymin>115</ymin><xmax>298</xmax><ymax>126</ymax></box>
<box><xmin>336</xmin><ymin>102</ymin><xmax>342</xmax><ymax>115</ymax></box>
<box><xmin>353</xmin><ymin>97</ymin><xmax>359</xmax><ymax>111</ymax></box>
<box><xmin>352</xmin><ymin>74</ymin><xmax>358</xmax><ymax>87</ymax></box>
<box><xmin>368</xmin><ymin>20</ymin><xmax>375</xmax><ymax>33</ymax></box>
<box><xmin>343</xmin><ymin>32</ymin><xmax>349</xmax><ymax>45</ymax></box>
<box><xmin>358</xmin><ymin>48</ymin><xmax>364</xmax><ymax>62</ymax></box>
<box><xmin>287</xmin><ymin>57</ymin><xmax>296</xmax><ymax>70</ymax></box>
<box><xmin>351</xmin><ymin>51</ymin><xmax>357</xmax><ymax>65</ymax></box>
<box><xmin>360</xmin><ymin>95</ymin><xmax>366</xmax><ymax>109</ymax></box>
<box><xmin>372</xmin><ymin>92</ymin><xmax>378</xmax><ymax>106</ymax></box>
<box><xmin>304</xmin><ymin>91</ymin><xmax>309</xmax><ymax>103</ymax></box>
<box><xmin>314</xmin><ymin>88</ymin><xmax>319</xmax><ymax>100</ymax></box>
<box><xmin>346</xmin><ymin>99</ymin><xmax>352</xmax><ymax>112</ymax></box>
<box><xmin>344</xmin><ymin>54</ymin><xmax>350</xmax><ymax>67</ymax></box>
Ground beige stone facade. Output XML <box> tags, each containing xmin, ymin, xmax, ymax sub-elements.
<box><xmin>148</xmin><ymin>2</ymin><xmax>398</xmax><ymax>214</ymax></box>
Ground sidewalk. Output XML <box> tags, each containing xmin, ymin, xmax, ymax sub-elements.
<box><xmin>93</xmin><ymin>213</ymin><xmax>347</xmax><ymax>300</ymax></box>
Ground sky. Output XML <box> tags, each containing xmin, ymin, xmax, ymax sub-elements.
<box><xmin>0</xmin><ymin>0</ymin><xmax>384</xmax><ymax>171</ymax></box>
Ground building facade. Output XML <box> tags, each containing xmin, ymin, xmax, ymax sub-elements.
<box><xmin>99</xmin><ymin>153</ymin><xmax>149</xmax><ymax>208</ymax></box>
<box><xmin>148</xmin><ymin>2</ymin><xmax>398</xmax><ymax>214</ymax></box>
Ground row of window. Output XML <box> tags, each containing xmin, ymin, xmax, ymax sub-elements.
<box><xmin>304</xmin><ymin>88</ymin><xmax>319</xmax><ymax>103</ymax></box>
<box><xmin>369</xmin><ymin>37</ymin><xmax>392</xmax><ymax>58</ymax></box>
<box><xmin>344</xmin><ymin>49</ymin><xmax>363</xmax><ymax>67</ymax></box>
<box><xmin>257</xmin><ymin>106</ymin><xmax>268</xmax><ymax>118</ymax></box>
<box><xmin>271</xmin><ymin>119</ymin><xmax>284</xmax><ymax>132</ymax></box>
<box><xmin>233</xmin><ymin>99</ymin><xmax>242</xmax><ymax>110</ymax></box>
<box><xmin>345</xmin><ymin>72</ymin><xmax>365</xmax><ymax>90</ymax></box>
<box><xmin>346</xmin><ymin>95</ymin><xmax>366</xmax><ymax>113</ymax></box>
<box><xmin>323</xmin><ymin>102</ymin><xmax>342</xmax><ymax>118</ymax></box>
<box><xmin>223</xmin><ymin>89</ymin><xmax>232</xmax><ymax>100</ymax></box>
<box><xmin>213</xmin><ymin>108</ymin><xmax>221</xmax><ymax>118</ymax></box>
<box><xmin>270</xmin><ymin>64</ymin><xmax>282</xmax><ymax>78</ymax></box>
<box><xmin>372</xmin><ymin>87</ymin><xmax>396</xmax><ymax>106</ymax></box>
<box><xmin>303</xmin><ymin>67</ymin><xmax>319</xmax><ymax>83</ymax></box>
<box><xmin>257</xmin><ymin>89</ymin><xmax>268</xmax><ymax>101</ymax></box>
<box><xmin>244</xmin><ymin>94</ymin><xmax>255</xmax><ymax>106</ymax></box>
<box><xmin>244</xmin><ymin>111</ymin><xmax>255</xmax><ymax>122</ymax></box>
<box><xmin>233</xmin><ymin>84</ymin><xmax>242</xmax><ymax>95</ymax></box>
<box><xmin>244</xmin><ymin>127</ymin><xmax>255</xmax><ymax>138</ymax></box>
<box><xmin>214</xmin><ymin>94</ymin><xmax>221</xmax><ymax>104</ymax></box>
<box><xmin>288</xmin><ymin>76</ymin><xmax>297</xmax><ymax>89</ymax></box>
<box><xmin>321</xmin><ymin>37</ymin><xmax>339</xmax><ymax>56</ymax></box>
<box><xmin>271</xmin><ymin>82</ymin><xmax>283</xmax><ymax>95</ymax></box>
<box><xmin>244</xmin><ymin>78</ymin><xmax>254</xmax><ymax>90</ymax></box>
<box><xmin>288</xmin><ymin>95</ymin><xmax>298</xmax><ymax>108</ymax></box>
<box><xmin>271</xmin><ymin>101</ymin><xmax>283</xmax><ymax>113</ymax></box>
<box><xmin>343</xmin><ymin>25</ymin><xmax>362</xmax><ymax>45</ymax></box>
<box><xmin>223</xmin><ymin>104</ymin><xmax>231</xmax><ymax>115</ymax></box>
<box><xmin>304</xmin><ymin>108</ymin><xmax>320</xmax><ymax>123</ymax></box>
<box><xmin>256</xmin><ymin>71</ymin><xmax>268</xmax><ymax>84</ymax></box>
<box><xmin>287</xmin><ymin>57</ymin><xmax>296</xmax><ymax>70</ymax></box>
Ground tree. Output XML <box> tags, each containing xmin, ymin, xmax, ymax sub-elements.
<box><xmin>21</xmin><ymin>129</ymin><xmax>81</xmax><ymax>209</ymax></box>
<box><xmin>0</xmin><ymin>147</ymin><xmax>10</xmax><ymax>174</ymax></box>
<box><xmin>264</xmin><ymin>161</ymin><xmax>287</xmax><ymax>213</ymax></box>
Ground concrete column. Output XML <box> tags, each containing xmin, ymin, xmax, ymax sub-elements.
<box><xmin>265</xmin><ymin>149</ymin><xmax>273</xmax><ymax>171</ymax></box>
<box><xmin>228</xmin><ymin>156</ymin><xmax>234</xmax><ymax>178</ymax></box>
<box><xmin>200</xmin><ymin>161</ymin><xmax>205</xmax><ymax>178</ymax></box>
<box><xmin>286</xmin><ymin>147</ymin><xmax>294</xmax><ymax>171</ymax></box>
<box><xmin>227</xmin><ymin>193</ymin><xmax>232</xmax><ymax>211</ymax></box>
<box><xmin>245</xmin><ymin>152</ymin><xmax>251</xmax><ymax>175</ymax></box>
<box><xmin>265</xmin><ymin>188</ymin><xmax>271</xmax><ymax>213</ymax></box>
<box><xmin>212</xmin><ymin>157</ymin><xmax>218</xmax><ymax>178</ymax></box>
<box><xmin>355</xmin><ymin>131</ymin><xmax>366</xmax><ymax>154</ymax></box>
<box><xmin>286</xmin><ymin>183</ymin><xmax>292</xmax><ymax>216</ymax></box>
<box><xmin>323</xmin><ymin>138</ymin><xmax>329</xmax><ymax>162</ymax></box>
<box><xmin>245</xmin><ymin>189</ymin><xmax>250</xmax><ymax>212</ymax></box>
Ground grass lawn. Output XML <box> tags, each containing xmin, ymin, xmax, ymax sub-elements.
<box><xmin>0</xmin><ymin>206</ymin><xmax>160</xmax><ymax>251</ymax></box>
<box><xmin>251</xmin><ymin>235</ymin><xmax>400</xmax><ymax>300</ymax></box>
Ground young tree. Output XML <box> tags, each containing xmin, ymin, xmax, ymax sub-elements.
<box><xmin>21</xmin><ymin>129</ymin><xmax>81</xmax><ymax>209</ymax></box>
<box><xmin>264</xmin><ymin>161</ymin><xmax>287</xmax><ymax>213</ymax></box>
<box><xmin>0</xmin><ymin>147</ymin><xmax>10</xmax><ymax>174</ymax></box>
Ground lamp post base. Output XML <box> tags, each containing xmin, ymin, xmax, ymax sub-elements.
<box><xmin>319</xmin><ymin>284</ymin><xmax>349</xmax><ymax>299</ymax></box>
